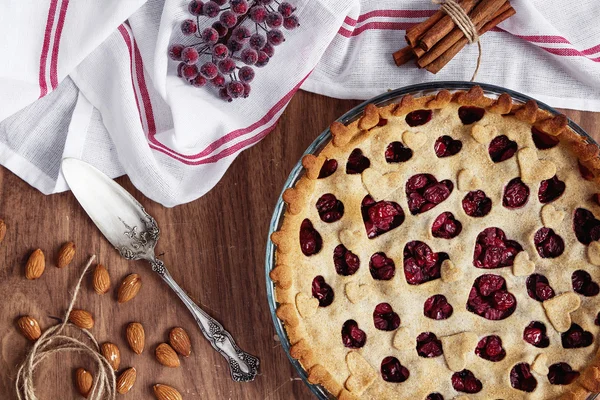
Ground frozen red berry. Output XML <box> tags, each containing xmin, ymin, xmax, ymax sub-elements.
<box><xmin>219</xmin><ymin>87</ymin><xmax>232</xmax><ymax>102</ymax></box>
<box><xmin>212</xmin><ymin>21</ymin><xmax>228</xmax><ymax>37</ymax></box>
<box><xmin>242</xmin><ymin>83</ymin><xmax>251</xmax><ymax>98</ymax></box>
<box><xmin>240</xmin><ymin>48</ymin><xmax>258</xmax><ymax>65</ymax></box>
<box><xmin>262</xmin><ymin>42</ymin><xmax>275</xmax><ymax>57</ymax></box>
<box><xmin>181</xmin><ymin>64</ymin><xmax>199</xmax><ymax>80</ymax></box>
<box><xmin>201</xmin><ymin>27</ymin><xmax>219</xmax><ymax>44</ymax></box>
<box><xmin>218</xmin><ymin>58</ymin><xmax>236</xmax><ymax>74</ymax></box>
<box><xmin>256</xmin><ymin>51</ymin><xmax>269</xmax><ymax>67</ymax></box>
<box><xmin>190</xmin><ymin>75</ymin><xmax>207</xmax><ymax>87</ymax></box>
<box><xmin>203</xmin><ymin>1</ymin><xmax>220</xmax><ymax>17</ymax></box>
<box><xmin>250</xmin><ymin>5</ymin><xmax>268</xmax><ymax>23</ymax></box>
<box><xmin>181</xmin><ymin>19</ymin><xmax>198</xmax><ymax>36</ymax></box>
<box><xmin>227</xmin><ymin>81</ymin><xmax>245</xmax><ymax>99</ymax></box>
<box><xmin>267</xmin><ymin>29</ymin><xmax>285</xmax><ymax>46</ymax></box>
<box><xmin>278</xmin><ymin>1</ymin><xmax>296</xmax><ymax>17</ymax></box>
<box><xmin>188</xmin><ymin>0</ymin><xmax>204</xmax><ymax>15</ymax></box>
<box><xmin>211</xmin><ymin>74</ymin><xmax>226</xmax><ymax>87</ymax></box>
<box><xmin>168</xmin><ymin>44</ymin><xmax>184</xmax><ymax>61</ymax></box>
<box><xmin>227</xmin><ymin>39</ymin><xmax>244</xmax><ymax>53</ymax></box>
<box><xmin>199</xmin><ymin>62</ymin><xmax>218</xmax><ymax>79</ymax></box>
<box><xmin>230</xmin><ymin>0</ymin><xmax>249</xmax><ymax>14</ymax></box>
<box><xmin>238</xmin><ymin>66</ymin><xmax>255</xmax><ymax>83</ymax></box>
<box><xmin>212</xmin><ymin>43</ymin><xmax>229</xmax><ymax>60</ymax></box>
<box><xmin>220</xmin><ymin>10</ymin><xmax>238</xmax><ymax>28</ymax></box>
<box><xmin>266</xmin><ymin>11</ymin><xmax>283</xmax><ymax>28</ymax></box>
<box><xmin>249</xmin><ymin>33</ymin><xmax>267</xmax><ymax>50</ymax></box>
<box><xmin>283</xmin><ymin>15</ymin><xmax>300</xmax><ymax>30</ymax></box>
<box><xmin>232</xmin><ymin>26</ymin><xmax>251</xmax><ymax>43</ymax></box>
<box><xmin>177</xmin><ymin>62</ymin><xmax>185</xmax><ymax>77</ymax></box>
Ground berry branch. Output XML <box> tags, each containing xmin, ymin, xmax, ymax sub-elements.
<box><xmin>169</xmin><ymin>0</ymin><xmax>299</xmax><ymax>101</ymax></box>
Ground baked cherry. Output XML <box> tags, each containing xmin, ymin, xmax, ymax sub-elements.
<box><xmin>526</xmin><ymin>274</ymin><xmax>555</xmax><ymax>302</ymax></box>
<box><xmin>488</xmin><ymin>135</ymin><xmax>517</xmax><ymax>163</ymax></box>
<box><xmin>346</xmin><ymin>148</ymin><xmax>370</xmax><ymax>174</ymax></box>
<box><xmin>405</xmin><ymin>174</ymin><xmax>453</xmax><ymax>215</ymax></box>
<box><xmin>572</xmin><ymin>270</ymin><xmax>600</xmax><ymax>296</ymax></box>
<box><xmin>475</xmin><ymin>335</ymin><xmax>506</xmax><ymax>362</ymax></box>
<box><xmin>561</xmin><ymin>323</ymin><xmax>593</xmax><ymax>348</ymax></box>
<box><xmin>547</xmin><ymin>363</ymin><xmax>580</xmax><ymax>385</ymax></box>
<box><xmin>573</xmin><ymin>208</ymin><xmax>600</xmax><ymax>245</ymax></box>
<box><xmin>503</xmin><ymin>178</ymin><xmax>529</xmax><ymax>209</ymax></box>
<box><xmin>315</xmin><ymin>193</ymin><xmax>344</xmax><ymax>223</ymax></box>
<box><xmin>431</xmin><ymin>212</ymin><xmax>462</xmax><ymax>239</ymax></box>
<box><xmin>311</xmin><ymin>276</ymin><xmax>334</xmax><ymax>307</ymax></box>
<box><xmin>423</xmin><ymin>294</ymin><xmax>453</xmax><ymax>320</ymax></box>
<box><xmin>510</xmin><ymin>363</ymin><xmax>537</xmax><ymax>392</ymax></box>
<box><xmin>369</xmin><ymin>252</ymin><xmax>396</xmax><ymax>281</ymax></box>
<box><xmin>361</xmin><ymin>195</ymin><xmax>405</xmax><ymax>239</ymax></box>
<box><xmin>377</xmin><ymin>118</ymin><xmax>388</xmax><ymax>126</ymax></box>
<box><xmin>380</xmin><ymin>356</ymin><xmax>410</xmax><ymax>383</ymax></box>
<box><xmin>523</xmin><ymin>321</ymin><xmax>550</xmax><ymax>348</ymax></box>
<box><xmin>403</xmin><ymin>241</ymin><xmax>448</xmax><ymax>285</ymax></box>
<box><xmin>451</xmin><ymin>369</ymin><xmax>482</xmax><ymax>394</ymax></box>
<box><xmin>425</xmin><ymin>394</ymin><xmax>444</xmax><ymax>400</ymax></box>
<box><xmin>538</xmin><ymin>175</ymin><xmax>565</xmax><ymax>203</ymax></box>
<box><xmin>406</xmin><ymin>109</ymin><xmax>432</xmax><ymax>127</ymax></box>
<box><xmin>579</xmin><ymin>161</ymin><xmax>594</xmax><ymax>181</ymax></box>
<box><xmin>299</xmin><ymin>219</ymin><xmax>322</xmax><ymax>256</ymax></box>
<box><xmin>373</xmin><ymin>303</ymin><xmax>400</xmax><ymax>331</ymax></box>
<box><xmin>467</xmin><ymin>274</ymin><xmax>516</xmax><ymax>320</ymax></box>
<box><xmin>333</xmin><ymin>244</ymin><xmax>360</xmax><ymax>276</ymax></box>
<box><xmin>596</xmin><ymin>312</ymin><xmax>600</xmax><ymax>326</ymax></box>
<box><xmin>534</xmin><ymin>228</ymin><xmax>564</xmax><ymax>258</ymax></box>
<box><xmin>416</xmin><ymin>332</ymin><xmax>443</xmax><ymax>358</ymax></box>
<box><xmin>434</xmin><ymin>136</ymin><xmax>462</xmax><ymax>158</ymax></box>
<box><xmin>532</xmin><ymin>127</ymin><xmax>560</xmax><ymax>150</ymax></box>
<box><xmin>318</xmin><ymin>159</ymin><xmax>338</xmax><ymax>179</ymax></box>
<box><xmin>385</xmin><ymin>142</ymin><xmax>413</xmax><ymax>163</ymax></box>
<box><xmin>594</xmin><ymin>193</ymin><xmax>600</xmax><ymax>206</ymax></box>
<box><xmin>458</xmin><ymin>106</ymin><xmax>485</xmax><ymax>125</ymax></box>
<box><xmin>462</xmin><ymin>190</ymin><xmax>492</xmax><ymax>217</ymax></box>
<box><xmin>341</xmin><ymin>319</ymin><xmax>366</xmax><ymax>348</ymax></box>
<box><xmin>473</xmin><ymin>227</ymin><xmax>523</xmax><ymax>269</ymax></box>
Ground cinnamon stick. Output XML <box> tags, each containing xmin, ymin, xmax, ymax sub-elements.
<box><xmin>426</xmin><ymin>6</ymin><xmax>516</xmax><ymax>73</ymax></box>
<box><xmin>417</xmin><ymin>1</ymin><xmax>511</xmax><ymax>68</ymax></box>
<box><xmin>393</xmin><ymin>46</ymin><xmax>416</xmax><ymax>66</ymax></box>
<box><xmin>405</xmin><ymin>11</ymin><xmax>445</xmax><ymax>47</ymax></box>
<box><xmin>418</xmin><ymin>0</ymin><xmax>481</xmax><ymax>51</ymax></box>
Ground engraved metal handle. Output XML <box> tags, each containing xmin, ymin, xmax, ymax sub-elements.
<box><xmin>150</xmin><ymin>258</ymin><xmax>259</xmax><ymax>382</ymax></box>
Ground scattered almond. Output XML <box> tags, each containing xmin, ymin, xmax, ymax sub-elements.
<box><xmin>117</xmin><ymin>273</ymin><xmax>141</xmax><ymax>303</ymax></box>
<box><xmin>101</xmin><ymin>342</ymin><xmax>121</xmax><ymax>371</ymax></box>
<box><xmin>116</xmin><ymin>367</ymin><xmax>137</xmax><ymax>394</ymax></box>
<box><xmin>74</xmin><ymin>368</ymin><xmax>93</xmax><ymax>398</ymax></box>
<box><xmin>0</xmin><ymin>219</ymin><xmax>6</xmax><ymax>243</ymax></box>
<box><xmin>25</xmin><ymin>249</ymin><xmax>45</xmax><ymax>280</ymax></box>
<box><xmin>155</xmin><ymin>343</ymin><xmax>180</xmax><ymax>367</ymax></box>
<box><xmin>93</xmin><ymin>264</ymin><xmax>111</xmax><ymax>294</ymax></box>
<box><xmin>16</xmin><ymin>315</ymin><xmax>41</xmax><ymax>341</ymax></box>
<box><xmin>169</xmin><ymin>327</ymin><xmax>192</xmax><ymax>357</ymax></box>
<box><xmin>126</xmin><ymin>322</ymin><xmax>145</xmax><ymax>354</ymax></box>
<box><xmin>56</xmin><ymin>241</ymin><xmax>76</xmax><ymax>268</ymax></box>
<box><xmin>153</xmin><ymin>384</ymin><xmax>183</xmax><ymax>400</ymax></box>
<box><xmin>68</xmin><ymin>309</ymin><xmax>94</xmax><ymax>330</ymax></box>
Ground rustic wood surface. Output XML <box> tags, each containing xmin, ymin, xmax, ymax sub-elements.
<box><xmin>0</xmin><ymin>90</ymin><xmax>598</xmax><ymax>400</ymax></box>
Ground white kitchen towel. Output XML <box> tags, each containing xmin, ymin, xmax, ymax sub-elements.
<box><xmin>0</xmin><ymin>0</ymin><xmax>599</xmax><ymax>206</ymax></box>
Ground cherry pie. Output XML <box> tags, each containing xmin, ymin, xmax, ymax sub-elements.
<box><xmin>270</xmin><ymin>86</ymin><xmax>600</xmax><ymax>399</ymax></box>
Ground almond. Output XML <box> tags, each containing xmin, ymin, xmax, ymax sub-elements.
<box><xmin>101</xmin><ymin>342</ymin><xmax>121</xmax><ymax>371</ymax></box>
<box><xmin>169</xmin><ymin>327</ymin><xmax>192</xmax><ymax>357</ymax></box>
<box><xmin>126</xmin><ymin>322</ymin><xmax>145</xmax><ymax>354</ymax></box>
<box><xmin>56</xmin><ymin>241</ymin><xmax>76</xmax><ymax>268</ymax></box>
<box><xmin>116</xmin><ymin>367</ymin><xmax>136</xmax><ymax>394</ymax></box>
<box><xmin>68</xmin><ymin>309</ymin><xmax>94</xmax><ymax>330</ymax></box>
<box><xmin>153</xmin><ymin>384</ymin><xmax>183</xmax><ymax>400</ymax></box>
<box><xmin>117</xmin><ymin>273</ymin><xmax>141</xmax><ymax>303</ymax></box>
<box><xmin>155</xmin><ymin>343</ymin><xmax>180</xmax><ymax>367</ymax></box>
<box><xmin>16</xmin><ymin>315</ymin><xmax>41</xmax><ymax>341</ymax></box>
<box><xmin>93</xmin><ymin>264</ymin><xmax>110</xmax><ymax>294</ymax></box>
<box><xmin>0</xmin><ymin>219</ymin><xmax>6</xmax><ymax>244</ymax></box>
<box><xmin>74</xmin><ymin>368</ymin><xmax>93</xmax><ymax>398</ymax></box>
<box><xmin>25</xmin><ymin>249</ymin><xmax>45</xmax><ymax>280</ymax></box>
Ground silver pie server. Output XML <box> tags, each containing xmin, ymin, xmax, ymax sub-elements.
<box><xmin>61</xmin><ymin>158</ymin><xmax>259</xmax><ymax>382</ymax></box>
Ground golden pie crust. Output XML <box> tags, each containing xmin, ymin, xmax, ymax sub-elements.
<box><xmin>271</xmin><ymin>86</ymin><xmax>600</xmax><ymax>399</ymax></box>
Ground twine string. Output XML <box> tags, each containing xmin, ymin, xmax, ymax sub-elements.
<box><xmin>434</xmin><ymin>0</ymin><xmax>482</xmax><ymax>81</ymax></box>
<box><xmin>15</xmin><ymin>255</ymin><xmax>117</xmax><ymax>400</ymax></box>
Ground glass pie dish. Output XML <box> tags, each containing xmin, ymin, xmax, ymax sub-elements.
<box><xmin>265</xmin><ymin>81</ymin><xmax>600</xmax><ymax>400</ymax></box>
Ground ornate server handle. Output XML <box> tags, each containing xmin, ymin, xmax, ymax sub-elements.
<box><xmin>150</xmin><ymin>258</ymin><xmax>259</xmax><ymax>382</ymax></box>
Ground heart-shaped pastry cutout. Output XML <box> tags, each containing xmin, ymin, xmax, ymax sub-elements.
<box><xmin>339</xmin><ymin>229</ymin><xmax>361</xmax><ymax>251</ymax></box>
<box><xmin>542</xmin><ymin>292</ymin><xmax>581</xmax><ymax>332</ymax></box>
<box><xmin>345</xmin><ymin>282</ymin><xmax>370</xmax><ymax>304</ymax></box>
<box><xmin>441</xmin><ymin>259</ymin><xmax>461</xmax><ymax>283</ymax></box>
<box><xmin>361</xmin><ymin>169</ymin><xmax>402</xmax><ymax>201</ymax></box>
<box><xmin>295</xmin><ymin>292</ymin><xmax>318</xmax><ymax>318</ymax></box>
<box><xmin>361</xmin><ymin>195</ymin><xmax>405</xmax><ymax>239</ymax></box>
<box><xmin>392</xmin><ymin>327</ymin><xmax>413</xmax><ymax>351</ymax></box>
<box><xmin>531</xmin><ymin>353</ymin><xmax>549</xmax><ymax>375</ymax></box>
<box><xmin>457</xmin><ymin>169</ymin><xmax>481</xmax><ymax>191</ymax></box>
<box><xmin>402</xmin><ymin>130</ymin><xmax>426</xmax><ymax>149</ymax></box>
<box><xmin>512</xmin><ymin>252</ymin><xmax>535</xmax><ymax>277</ymax></box>
<box><xmin>344</xmin><ymin>351</ymin><xmax>377</xmax><ymax>395</ymax></box>
<box><xmin>440</xmin><ymin>332</ymin><xmax>478</xmax><ymax>372</ymax></box>
<box><xmin>541</xmin><ymin>204</ymin><xmax>565</xmax><ymax>228</ymax></box>
<box><xmin>471</xmin><ymin>124</ymin><xmax>497</xmax><ymax>144</ymax></box>
<box><xmin>517</xmin><ymin>147</ymin><xmax>557</xmax><ymax>184</ymax></box>
<box><xmin>588</xmin><ymin>241</ymin><xmax>600</xmax><ymax>266</ymax></box>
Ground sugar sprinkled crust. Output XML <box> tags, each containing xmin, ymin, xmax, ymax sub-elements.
<box><xmin>271</xmin><ymin>86</ymin><xmax>600</xmax><ymax>399</ymax></box>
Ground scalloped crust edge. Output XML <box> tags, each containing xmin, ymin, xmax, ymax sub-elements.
<box><xmin>270</xmin><ymin>86</ymin><xmax>600</xmax><ymax>400</ymax></box>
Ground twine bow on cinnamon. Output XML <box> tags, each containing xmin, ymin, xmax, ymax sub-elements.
<box><xmin>15</xmin><ymin>255</ymin><xmax>117</xmax><ymax>400</ymax></box>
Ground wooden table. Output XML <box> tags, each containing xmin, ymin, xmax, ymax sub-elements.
<box><xmin>0</xmin><ymin>90</ymin><xmax>598</xmax><ymax>399</ymax></box>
